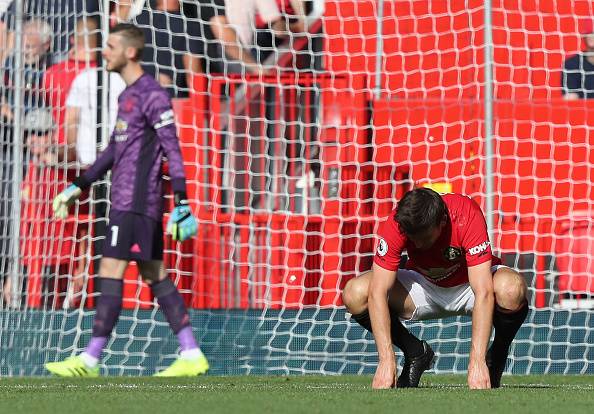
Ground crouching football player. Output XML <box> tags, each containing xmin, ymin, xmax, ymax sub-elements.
<box><xmin>342</xmin><ymin>188</ymin><xmax>528</xmax><ymax>389</ymax></box>
<box><xmin>45</xmin><ymin>23</ymin><xmax>208</xmax><ymax>377</ymax></box>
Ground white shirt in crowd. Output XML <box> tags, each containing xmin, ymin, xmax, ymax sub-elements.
<box><xmin>225</xmin><ymin>0</ymin><xmax>281</xmax><ymax>46</ymax></box>
<box><xmin>66</xmin><ymin>68</ymin><xmax>126</xmax><ymax>166</ymax></box>
<box><xmin>0</xmin><ymin>1</ymin><xmax>10</xmax><ymax>14</ymax></box>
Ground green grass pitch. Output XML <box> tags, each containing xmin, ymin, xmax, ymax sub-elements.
<box><xmin>1</xmin><ymin>375</ymin><xmax>593</xmax><ymax>414</ymax></box>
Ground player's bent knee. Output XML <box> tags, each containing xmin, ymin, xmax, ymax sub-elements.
<box><xmin>342</xmin><ymin>275</ymin><xmax>370</xmax><ymax>314</ymax></box>
<box><xmin>494</xmin><ymin>269</ymin><xmax>527</xmax><ymax>311</ymax></box>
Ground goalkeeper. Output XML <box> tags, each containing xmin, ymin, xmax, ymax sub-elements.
<box><xmin>45</xmin><ymin>23</ymin><xmax>207</xmax><ymax>377</ymax></box>
<box><xmin>342</xmin><ymin>188</ymin><xmax>528</xmax><ymax>389</ymax></box>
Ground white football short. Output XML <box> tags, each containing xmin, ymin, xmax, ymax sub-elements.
<box><xmin>396</xmin><ymin>265</ymin><xmax>509</xmax><ymax>321</ymax></box>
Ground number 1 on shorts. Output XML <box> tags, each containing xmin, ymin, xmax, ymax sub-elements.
<box><xmin>110</xmin><ymin>225</ymin><xmax>119</xmax><ymax>247</ymax></box>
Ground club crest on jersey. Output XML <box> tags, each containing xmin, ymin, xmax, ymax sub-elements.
<box><xmin>443</xmin><ymin>246</ymin><xmax>462</xmax><ymax>261</ymax></box>
<box><xmin>377</xmin><ymin>238</ymin><xmax>388</xmax><ymax>257</ymax></box>
<box><xmin>114</xmin><ymin>118</ymin><xmax>128</xmax><ymax>142</ymax></box>
<box><xmin>114</xmin><ymin>118</ymin><xmax>128</xmax><ymax>132</ymax></box>
<box><xmin>121</xmin><ymin>98</ymin><xmax>136</xmax><ymax>112</ymax></box>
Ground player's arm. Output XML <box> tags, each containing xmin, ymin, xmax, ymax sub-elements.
<box><xmin>63</xmin><ymin>106</ymin><xmax>81</xmax><ymax>163</ymax></box>
<box><xmin>368</xmin><ymin>263</ymin><xmax>397</xmax><ymax>389</ymax></box>
<box><xmin>63</xmin><ymin>73</ymin><xmax>86</xmax><ymax>164</ymax></box>
<box><xmin>52</xmin><ymin>140</ymin><xmax>116</xmax><ymax>219</ymax></box>
<box><xmin>462</xmin><ymin>197</ymin><xmax>497</xmax><ymax>389</ymax></box>
<box><xmin>148</xmin><ymin>94</ymin><xmax>197</xmax><ymax>242</ymax></box>
<box><xmin>467</xmin><ymin>260</ymin><xmax>494</xmax><ymax>389</ymax></box>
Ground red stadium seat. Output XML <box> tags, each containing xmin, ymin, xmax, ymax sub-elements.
<box><xmin>554</xmin><ymin>213</ymin><xmax>594</xmax><ymax>308</ymax></box>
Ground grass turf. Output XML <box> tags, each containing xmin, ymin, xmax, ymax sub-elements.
<box><xmin>1</xmin><ymin>375</ymin><xmax>593</xmax><ymax>414</ymax></box>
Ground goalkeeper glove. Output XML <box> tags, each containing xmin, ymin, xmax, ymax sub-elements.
<box><xmin>52</xmin><ymin>184</ymin><xmax>82</xmax><ymax>219</ymax></box>
<box><xmin>167</xmin><ymin>193</ymin><xmax>197</xmax><ymax>242</ymax></box>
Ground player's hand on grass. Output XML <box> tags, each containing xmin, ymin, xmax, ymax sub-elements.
<box><xmin>372</xmin><ymin>360</ymin><xmax>396</xmax><ymax>389</ymax></box>
<box><xmin>52</xmin><ymin>184</ymin><xmax>82</xmax><ymax>219</ymax></box>
<box><xmin>167</xmin><ymin>192</ymin><xmax>197</xmax><ymax>242</ymax></box>
<box><xmin>467</xmin><ymin>357</ymin><xmax>491</xmax><ymax>389</ymax></box>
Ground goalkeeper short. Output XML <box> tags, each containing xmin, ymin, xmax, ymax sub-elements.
<box><xmin>397</xmin><ymin>265</ymin><xmax>510</xmax><ymax>321</ymax></box>
<box><xmin>102</xmin><ymin>210</ymin><xmax>164</xmax><ymax>261</ymax></box>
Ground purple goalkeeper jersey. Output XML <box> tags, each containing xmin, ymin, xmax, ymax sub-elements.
<box><xmin>78</xmin><ymin>73</ymin><xmax>187</xmax><ymax>220</ymax></box>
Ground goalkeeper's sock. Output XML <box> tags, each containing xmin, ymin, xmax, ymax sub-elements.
<box><xmin>86</xmin><ymin>278</ymin><xmax>123</xmax><ymax>359</ymax></box>
<box><xmin>491</xmin><ymin>300</ymin><xmax>529</xmax><ymax>361</ymax></box>
<box><xmin>351</xmin><ymin>309</ymin><xmax>424</xmax><ymax>358</ymax></box>
<box><xmin>79</xmin><ymin>351</ymin><xmax>100</xmax><ymax>368</ymax></box>
<box><xmin>151</xmin><ymin>278</ymin><xmax>198</xmax><ymax>351</ymax></box>
<box><xmin>180</xmin><ymin>347</ymin><xmax>205</xmax><ymax>361</ymax></box>
<box><xmin>83</xmin><ymin>337</ymin><xmax>107</xmax><ymax>363</ymax></box>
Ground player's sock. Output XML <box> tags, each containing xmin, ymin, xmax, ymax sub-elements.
<box><xmin>488</xmin><ymin>300</ymin><xmax>529</xmax><ymax>387</ymax></box>
<box><xmin>389</xmin><ymin>308</ymin><xmax>424</xmax><ymax>358</ymax></box>
<box><xmin>350</xmin><ymin>309</ymin><xmax>373</xmax><ymax>331</ymax></box>
<box><xmin>79</xmin><ymin>350</ymin><xmax>100</xmax><ymax>368</ymax></box>
<box><xmin>491</xmin><ymin>300</ymin><xmax>529</xmax><ymax>361</ymax></box>
<box><xmin>151</xmin><ymin>278</ymin><xmax>199</xmax><ymax>351</ymax></box>
<box><xmin>85</xmin><ymin>278</ymin><xmax>123</xmax><ymax>360</ymax></box>
<box><xmin>180</xmin><ymin>347</ymin><xmax>205</xmax><ymax>361</ymax></box>
<box><xmin>350</xmin><ymin>308</ymin><xmax>424</xmax><ymax>357</ymax></box>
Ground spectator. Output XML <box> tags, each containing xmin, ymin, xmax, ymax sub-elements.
<box><xmin>39</xmin><ymin>17</ymin><xmax>101</xmax><ymax>307</ymax></box>
<box><xmin>208</xmin><ymin>0</ymin><xmax>307</xmax><ymax>75</ymax></box>
<box><xmin>65</xmin><ymin>67</ymin><xmax>126</xmax><ymax>166</ymax></box>
<box><xmin>253</xmin><ymin>0</ymin><xmax>307</xmax><ymax>63</ymax></box>
<box><xmin>59</xmin><ymin>67</ymin><xmax>125</xmax><ymax>306</ymax></box>
<box><xmin>0</xmin><ymin>18</ymin><xmax>52</xmax><ymax>294</ymax></box>
<box><xmin>0</xmin><ymin>0</ymin><xmax>100</xmax><ymax>63</ymax></box>
<box><xmin>2</xmin><ymin>108</ymin><xmax>75</xmax><ymax>308</ymax></box>
<box><xmin>1</xmin><ymin>18</ymin><xmax>52</xmax><ymax>119</ymax></box>
<box><xmin>109</xmin><ymin>0</ymin><xmax>144</xmax><ymax>25</ymax></box>
<box><xmin>43</xmin><ymin>16</ymin><xmax>99</xmax><ymax>150</ymax></box>
<box><xmin>562</xmin><ymin>18</ymin><xmax>594</xmax><ymax>99</ymax></box>
<box><xmin>133</xmin><ymin>0</ymin><xmax>204</xmax><ymax>97</ymax></box>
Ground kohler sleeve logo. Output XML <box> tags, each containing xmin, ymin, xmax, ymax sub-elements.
<box><xmin>468</xmin><ymin>241</ymin><xmax>490</xmax><ymax>255</ymax></box>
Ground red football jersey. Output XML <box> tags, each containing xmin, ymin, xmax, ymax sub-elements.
<box><xmin>374</xmin><ymin>193</ymin><xmax>501</xmax><ymax>287</ymax></box>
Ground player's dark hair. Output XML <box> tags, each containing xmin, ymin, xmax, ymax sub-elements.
<box><xmin>395</xmin><ymin>188</ymin><xmax>447</xmax><ymax>236</ymax></box>
<box><xmin>110</xmin><ymin>23</ymin><xmax>145</xmax><ymax>60</ymax></box>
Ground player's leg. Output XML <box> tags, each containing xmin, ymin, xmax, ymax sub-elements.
<box><xmin>45</xmin><ymin>257</ymin><xmax>128</xmax><ymax>377</ymax></box>
<box><xmin>342</xmin><ymin>271</ymin><xmax>434</xmax><ymax>387</ymax></box>
<box><xmin>488</xmin><ymin>266</ymin><xmax>528</xmax><ymax>388</ymax></box>
<box><xmin>343</xmin><ymin>271</ymin><xmax>424</xmax><ymax>352</ymax></box>
<box><xmin>138</xmin><ymin>260</ymin><xmax>209</xmax><ymax>376</ymax></box>
<box><xmin>45</xmin><ymin>210</ymin><xmax>133</xmax><ymax>377</ymax></box>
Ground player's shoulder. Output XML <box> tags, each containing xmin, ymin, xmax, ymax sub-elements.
<box><xmin>136</xmin><ymin>73</ymin><xmax>162</xmax><ymax>91</ymax></box>
<box><xmin>379</xmin><ymin>207</ymin><xmax>404</xmax><ymax>238</ymax></box>
<box><xmin>443</xmin><ymin>193</ymin><xmax>484</xmax><ymax>225</ymax></box>
<box><xmin>136</xmin><ymin>74</ymin><xmax>170</xmax><ymax>102</ymax></box>
<box><xmin>442</xmin><ymin>192</ymin><xmax>476</xmax><ymax>205</ymax></box>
